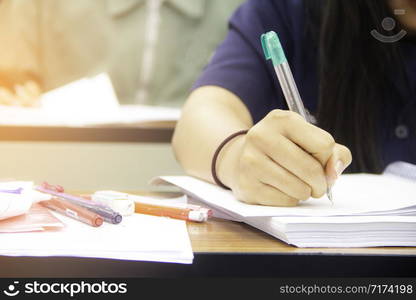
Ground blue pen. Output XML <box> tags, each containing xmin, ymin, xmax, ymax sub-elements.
<box><xmin>261</xmin><ymin>31</ymin><xmax>333</xmax><ymax>202</ymax></box>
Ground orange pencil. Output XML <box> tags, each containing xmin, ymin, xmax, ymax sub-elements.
<box><xmin>41</xmin><ymin>197</ymin><xmax>104</xmax><ymax>227</ymax></box>
<box><xmin>134</xmin><ymin>202</ymin><xmax>208</xmax><ymax>222</ymax></box>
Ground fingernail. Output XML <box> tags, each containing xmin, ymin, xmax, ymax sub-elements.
<box><xmin>335</xmin><ymin>160</ymin><xmax>345</xmax><ymax>177</ymax></box>
<box><xmin>326</xmin><ymin>175</ymin><xmax>335</xmax><ymax>189</ymax></box>
<box><xmin>327</xmin><ymin>161</ymin><xmax>345</xmax><ymax>188</ymax></box>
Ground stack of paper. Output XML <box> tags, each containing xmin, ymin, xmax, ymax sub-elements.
<box><xmin>0</xmin><ymin>180</ymin><xmax>193</xmax><ymax>264</ymax></box>
<box><xmin>153</xmin><ymin>162</ymin><xmax>416</xmax><ymax>248</ymax></box>
<box><xmin>0</xmin><ymin>104</ymin><xmax>180</xmax><ymax>127</ymax></box>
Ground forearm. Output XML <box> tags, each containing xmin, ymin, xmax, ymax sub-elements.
<box><xmin>172</xmin><ymin>86</ymin><xmax>253</xmax><ymax>184</ymax></box>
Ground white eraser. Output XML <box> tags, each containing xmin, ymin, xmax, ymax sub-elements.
<box><xmin>188</xmin><ymin>210</ymin><xmax>208</xmax><ymax>222</ymax></box>
<box><xmin>92</xmin><ymin>191</ymin><xmax>135</xmax><ymax>216</ymax></box>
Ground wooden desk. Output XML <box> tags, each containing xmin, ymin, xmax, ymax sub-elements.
<box><xmin>0</xmin><ymin>121</ymin><xmax>175</xmax><ymax>143</ymax></box>
<box><xmin>188</xmin><ymin>217</ymin><xmax>416</xmax><ymax>256</ymax></box>
<box><xmin>0</xmin><ymin>191</ymin><xmax>415</xmax><ymax>278</ymax></box>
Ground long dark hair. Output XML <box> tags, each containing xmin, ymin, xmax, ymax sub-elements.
<box><xmin>305</xmin><ymin>0</ymin><xmax>412</xmax><ymax>173</ymax></box>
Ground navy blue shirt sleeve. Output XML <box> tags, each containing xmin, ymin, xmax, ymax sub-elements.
<box><xmin>192</xmin><ymin>0</ymin><xmax>416</xmax><ymax>168</ymax></box>
<box><xmin>192</xmin><ymin>0</ymin><xmax>315</xmax><ymax>123</ymax></box>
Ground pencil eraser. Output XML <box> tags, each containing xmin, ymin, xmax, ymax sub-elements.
<box><xmin>188</xmin><ymin>210</ymin><xmax>208</xmax><ymax>222</ymax></box>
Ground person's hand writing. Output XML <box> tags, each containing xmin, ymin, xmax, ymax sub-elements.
<box><xmin>218</xmin><ymin>110</ymin><xmax>352</xmax><ymax>207</ymax></box>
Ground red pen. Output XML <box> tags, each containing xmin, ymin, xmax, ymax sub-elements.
<box><xmin>41</xmin><ymin>197</ymin><xmax>103</xmax><ymax>227</ymax></box>
<box><xmin>37</xmin><ymin>182</ymin><xmax>122</xmax><ymax>224</ymax></box>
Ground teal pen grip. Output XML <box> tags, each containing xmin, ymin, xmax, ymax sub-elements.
<box><xmin>261</xmin><ymin>31</ymin><xmax>287</xmax><ymax>66</ymax></box>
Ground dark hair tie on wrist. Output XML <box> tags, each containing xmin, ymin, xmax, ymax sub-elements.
<box><xmin>211</xmin><ymin>130</ymin><xmax>249</xmax><ymax>190</ymax></box>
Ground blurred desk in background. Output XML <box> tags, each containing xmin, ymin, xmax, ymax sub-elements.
<box><xmin>0</xmin><ymin>121</ymin><xmax>176</xmax><ymax>143</ymax></box>
<box><xmin>0</xmin><ymin>104</ymin><xmax>179</xmax><ymax>143</ymax></box>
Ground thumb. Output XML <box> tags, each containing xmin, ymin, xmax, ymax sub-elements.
<box><xmin>325</xmin><ymin>143</ymin><xmax>352</xmax><ymax>187</ymax></box>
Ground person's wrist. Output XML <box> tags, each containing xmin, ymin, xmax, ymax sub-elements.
<box><xmin>215</xmin><ymin>133</ymin><xmax>246</xmax><ymax>190</ymax></box>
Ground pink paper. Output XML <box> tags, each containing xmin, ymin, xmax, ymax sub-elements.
<box><xmin>0</xmin><ymin>204</ymin><xmax>64</xmax><ymax>233</ymax></box>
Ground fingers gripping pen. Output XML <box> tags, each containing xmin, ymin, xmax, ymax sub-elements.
<box><xmin>261</xmin><ymin>31</ymin><xmax>333</xmax><ymax>202</ymax></box>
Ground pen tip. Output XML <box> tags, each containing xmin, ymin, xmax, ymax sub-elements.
<box><xmin>327</xmin><ymin>188</ymin><xmax>334</xmax><ymax>204</ymax></box>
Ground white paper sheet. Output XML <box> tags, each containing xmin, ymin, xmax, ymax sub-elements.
<box><xmin>40</xmin><ymin>73</ymin><xmax>119</xmax><ymax>113</ymax></box>
<box><xmin>0</xmin><ymin>203</ymin><xmax>64</xmax><ymax>233</ymax></box>
<box><xmin>0</xmin><ymin>213</ymin><xmax>194</xmax><ymax>264</ymax></box>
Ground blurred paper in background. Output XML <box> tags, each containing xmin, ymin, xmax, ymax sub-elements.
<box><xmin>0</xmin><ymin>73</ymin><xmax>181</xmax><ymax>126</ymax></box>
